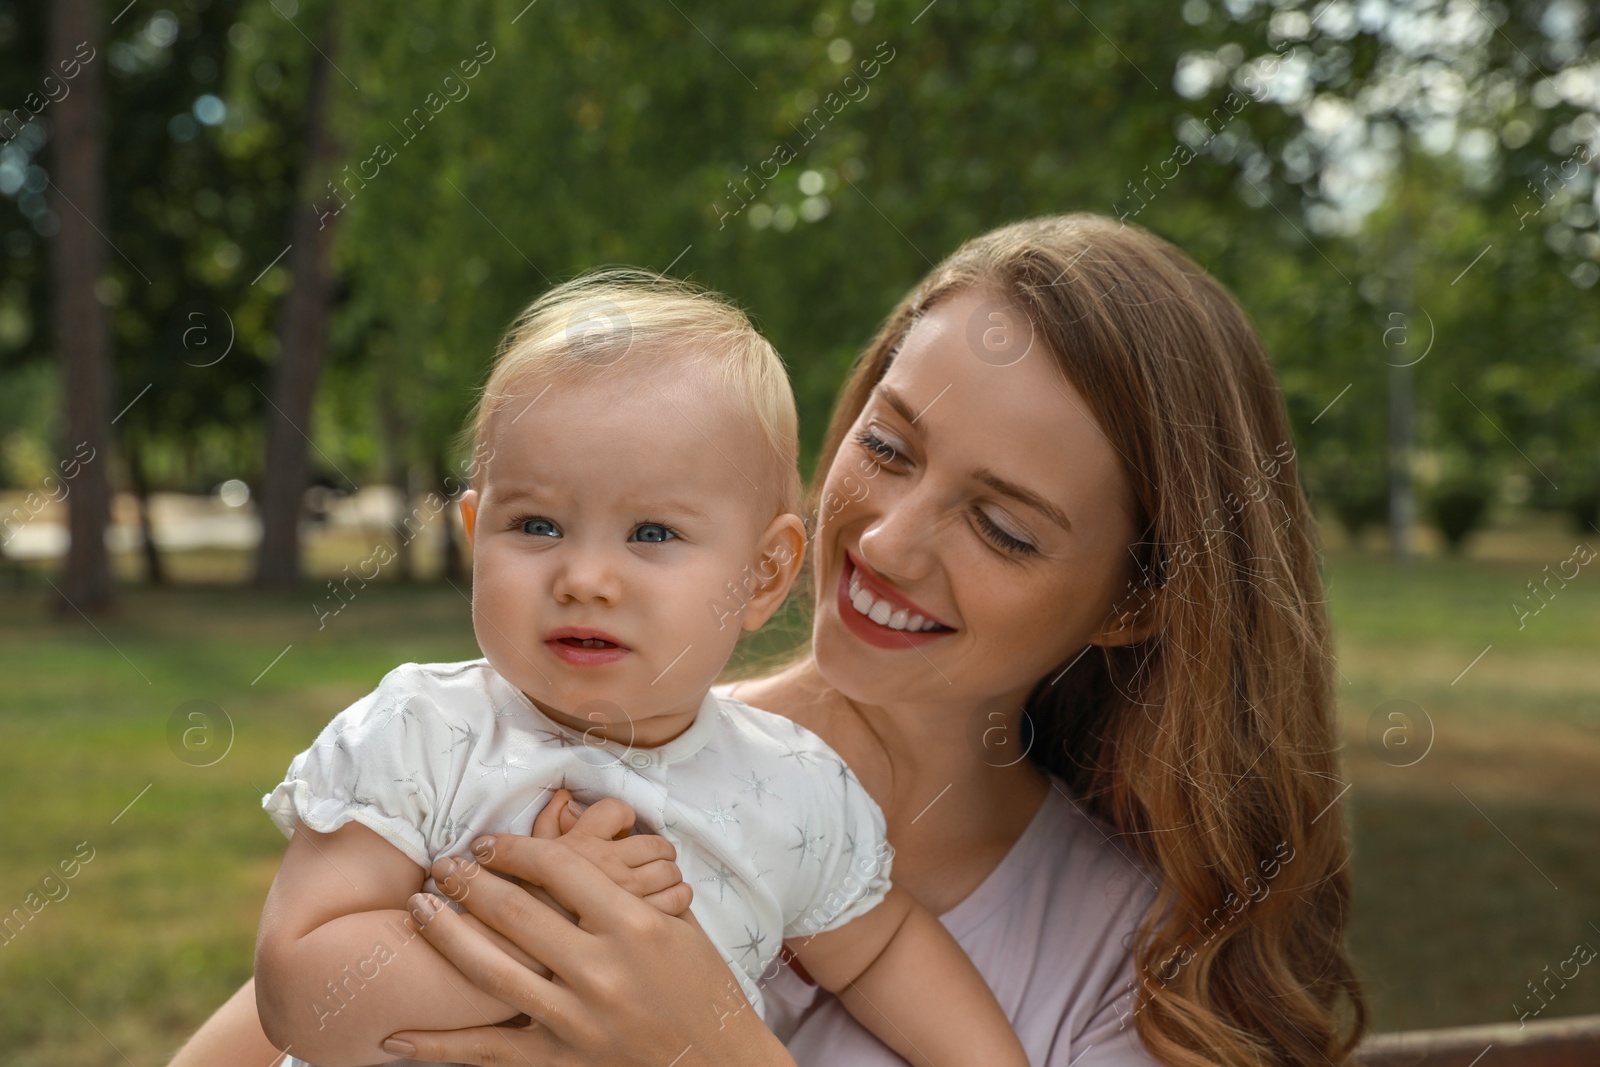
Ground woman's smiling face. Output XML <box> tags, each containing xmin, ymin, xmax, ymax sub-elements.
<box><xmin>812</xmin><ymin>287</ymin><xmax>1145</xmax><ymax>711</ymax></box>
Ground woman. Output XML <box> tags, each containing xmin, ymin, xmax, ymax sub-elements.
<box><xmin>171</xmin><ymin>214</ymin><xmax>1367</xmax><ymax>1067</ymax></box>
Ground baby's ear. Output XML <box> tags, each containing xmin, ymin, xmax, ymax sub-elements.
<box><xmin>741</xmin><ymin>513</ymin><xmax>808</xmax><ymax>632</ymax></box>
<box><xmin>459</xmin><ymin>489</ymin><xmax>479</xmax><ymax>545</ymax></box>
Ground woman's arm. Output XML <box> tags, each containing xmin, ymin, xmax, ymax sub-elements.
<box><xmin>380</xmin><ymin>832</ymin><xmax>798</xmax><ymax>1067</ymax></box>
<box><xmin>787</xmin><ymin>884</ymin><xmax>1028</xmax><ymax>1067</ymax></box>
<box><xmin>165</xmin><ymin>977</ymin><xmax>287</xmax><ymax>1067</ymax></box>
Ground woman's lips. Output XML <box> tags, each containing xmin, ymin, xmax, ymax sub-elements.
<box><xmin>834</xmin><ymin>553</ymin><xmax>955</xmax><ymax>650</ymax></box>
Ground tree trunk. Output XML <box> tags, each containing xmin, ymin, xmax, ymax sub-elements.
<box><xmin>1387</xmin><ymin>139</ymin><xmax>1417</xmax><ymax>568</ymax></box>
<box><xmin>254</xmin><ymin>15</ymin><xmax>341</xmax><ymax>589</ymax></box>
<box><xmin>436</xmin><ymin>453</ymin><xmax>463</xmax><ymax>583</ymax></box>
<box><xmin>378</xmin><ymin>374</ymin><xmax>415</xmax><ymax>582</ymax></box>
<box><xmin>49</xmin><ymin>0</ymin><xmax>116</xmax><ymax>614</ymax></box>
<box><xmin>1387</xmin><ymin>360</ymin><xmax>1415</xmax><ymax>567</ymax></box>
<box><xmin>126</xmin><ymin>436</ymin><xmax>165</xmax><ymax>585</ymax></box>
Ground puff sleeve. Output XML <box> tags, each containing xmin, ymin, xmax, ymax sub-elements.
<box><xmin>781</xmin><ymin>753</ymin><xmax>894</xmax><ymax>939</ymax></box>
<box><xmin>261</xmin><ymin>663</ymin><xmax>442</xmax><ymax>869</ymax></box>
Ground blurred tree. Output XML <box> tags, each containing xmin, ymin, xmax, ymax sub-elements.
<box><xmin>8</xmin><ymin>0</ymin><xmax>1596</xmax><ymax>587</ymax></box>
<box><xmin>1188</xmin><ymin>0</ymin><xmax>1599</xmax><ymax>554</ymax></box>
<box><xmin>47</xmin><ymin>0</ymin><xmax>115</xmax><ymax>613</ymax></box>
<box><xmin>105</xmin><ymin>1</ymin><xmax>308</xmax><ymax>584</ymax></box>
<box><xmin>254</xmin><ymin>2</ymin><xmax>339</xmax><ymax>589</ymax></box>
<box><xmin>2</xmin><ymin>0</ymin><xmax>314</xmax><ymax>590</ymax></box>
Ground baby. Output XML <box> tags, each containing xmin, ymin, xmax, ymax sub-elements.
<box><xmin>255</xmin><ymin>271</ymin><xmax>1029</xmax><ymax>1067</ymax></box>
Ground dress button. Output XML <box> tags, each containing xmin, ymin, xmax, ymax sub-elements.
<box><xmin>627</xmin><ymin>752</ymin><xmax>651</xmax><ymax>769</ymax></box>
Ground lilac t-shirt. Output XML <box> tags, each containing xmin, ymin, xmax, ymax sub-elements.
<box><xmin>759</xmin><ymin>775</ymin><xmax>1163</xmax><ymax>1066</ymax></box>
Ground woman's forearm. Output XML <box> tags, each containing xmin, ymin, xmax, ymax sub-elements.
<box><xmin>167</xmin><ymin>977</ymin><xmax>287</xmax><ymax>1067</ymax></box>
<box><xmin>257</xmin><ymin>908</ymin><xmax>520</xmax><ymax>1066</ymax></box>
<box><xmin>834</xmin><ymin>903</ymin><xmax>1028</xmax><ymax>1067</ymax></box>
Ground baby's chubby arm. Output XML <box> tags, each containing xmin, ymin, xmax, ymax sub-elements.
<box><xmin>255</xmin><ymin>793</ymin><xmax>690</xmax><ymax>1066</ymax></box>
<box><xmin>254</xmin><ymin>817</ymin><xmax>523</xmax><ymax>1066</ymax></box>
<box><xmin>785</xmin><ymin>884</ymin><xmax>1030</xmax><ymax>1067</ymax></box>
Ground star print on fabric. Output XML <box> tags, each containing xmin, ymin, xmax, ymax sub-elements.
<box><xmin>747</xmin><ymin>849</ymin><xmax>775</xmax><ymax>883</ymax></box>
<box><xmin>778</xmin><ymin>738</ymin><xmax>817</xmax><ymax>769</ymax></box>
<box><xmin>473</xmin><ymin>752</ymin><xmax>533</xmax><ymax>789</ymax></box>
<box><xmin>833</xmin><ymin>755</ymin><xmax>854</xmax><ymax>791</ymax></box>
<box><xmin>698</xmin><ymin>860</ymin><xmax>739</xmax><ymax>903</ymax></box>
<box><xmin>347</xmin><ymin>766</ymin><xmax>383</xmax><ymax>812</ymax></box>
<box><xmin>732</xmin><ymin>923</ymin><xmax>766</xmax><ymax>965</ymax></box>
<box><xmin>841</xmin><ymin>830</ymin><xmax>859</xmax><ymax>865</ymax></box>
<box><xmin>789</xmin><ymin>818</ymin><xmax>826</xmax><ymax>866</ymax></box>
<box><xmin>374</xmin><ymin>699</ymin><xmax>423</xmax><ymax>735</ymax></box>
<box><xmin>392</xmin><ymin>770</ymin><xmax>426</xmax><ymax>799</ymax></box>
<box><xmin>528</xmin><ymin>726</ymin><xmax>583</xmax><ymax>749</ymax></box>
<box><xmin>328</xmin><ymin>730</ymin><xmax>356</xmax><ymax>762</ymax></box>
<box><xmin>735</xmin><ymin>769</ymin><xmax>780</xmax><ymax>807</ymax></box>
<box><xmin>702</xmin><ymin>793</ymin><xmax>740</xmax><ymax>833</ymax></box>
<box><xmin>438</xmin><ymin>802</ymin><xmax>480</xmax><ymax>844</ymax></box>
<box><xmin>443</xmin><ymin>720</ymin><xmax>482</xmax><ymax>759</ymax></box>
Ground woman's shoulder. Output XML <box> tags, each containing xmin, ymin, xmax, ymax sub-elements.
<box><xmin>954</xmin><ymin>775</ymin><xmax>1159</xmax><ymax>939</ymax></box>
<box><xmin>777</xmin><ymin>778</ymin><xmax>1163</xmax><ymax>1066</ymax></box>
<box><xmin>713</xmin><ymin>660</ymin><xmax>831</xmax><ymax>724</ymax></box>
<box><xmin>940</xmin><ymin>779</ymin><xmax>1161</xmax><ymax>1065</ymax></box>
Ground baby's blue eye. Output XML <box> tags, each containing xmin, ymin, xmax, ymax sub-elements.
<box><xmin>519</xmin><ymin>517</ymin><xmax>560</xmax><ymax>538</ymax></box>
<box><xmin>632</xmin><ymin>523</ymin><xmax>676</xmax><ymax>543</ymax></box>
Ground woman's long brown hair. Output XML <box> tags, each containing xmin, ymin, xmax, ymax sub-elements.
<box><xmin>803</xmin><ymin>214</ymin><xmax>1368</xmax><ymax>1066</ymax></box>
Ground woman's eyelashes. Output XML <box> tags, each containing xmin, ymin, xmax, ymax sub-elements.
<box><xmin>854</xmin><ymin>425</ymin><xmax>904</xmax><ymax>468</ymax></box>
<box><xmin>855</xmin><ymin>423</ymin><xmax>1039</xmax><ymax>558</ymax></box>
<box><xmin>506</xmin><ymin>515</ymin><xmax>679</xmax><ymax>543</ymax></box>
<box><xmin>974</xmin><ymin>509</ymin><xmax>1038</xmax><ymax>556</ymax></box>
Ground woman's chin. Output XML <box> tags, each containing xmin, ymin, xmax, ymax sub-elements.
<box><xmin>813</xmin><ymin>608</ymin><xmax>939</xmax><ymax>706</ymax></box>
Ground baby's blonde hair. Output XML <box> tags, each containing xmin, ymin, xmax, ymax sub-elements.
<box><xmin>464</xmin><ymin>268</ymin><xmax>801</xmax><ymax>520</ymax></box>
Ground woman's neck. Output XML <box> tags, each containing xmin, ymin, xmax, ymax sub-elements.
<box><xmin>731</xmin><ymin>656</ymin><xmax>1053</xmax><ymax>913</ymax></box>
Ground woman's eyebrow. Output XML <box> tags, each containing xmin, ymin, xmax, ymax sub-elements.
<box><xmin>877</xmin><ymin>385</ymin><xmax>929</xmax><ymax>434</ymax></box>
<box><xmin>878</xmin><ymin>384</ymin><xmax>1074</xmax><ymax>532</ymax></box>
<box><xmin>970</xmin><ymin>468</ymin><xmax>1074</xmax><ymax>533</ymax></box>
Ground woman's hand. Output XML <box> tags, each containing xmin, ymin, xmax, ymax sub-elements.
<box><xmin>379</xmin><ymin>805</ymin><xmax>795</xmax><ymax>1067</ymax></box>
<box><xmin>436</xmin><ymin>789</ymin><xmax>693</xmax><ymax>931</ymax></box>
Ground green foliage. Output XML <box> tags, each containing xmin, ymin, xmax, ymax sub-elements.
<box><xmin>0</xmin><ymin>0</ymin><xmax>1595</xmax><ymax>536</ymax></box>
<box><xmin>1427</xmin><ymin>478</ymin><xmax>1493</xmax><ymax>553</ymax></box>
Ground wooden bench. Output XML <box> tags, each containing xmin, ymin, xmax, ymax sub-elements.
<box><xmin>1358</xmin><ymin>1013</ymin><xmax>1600</xmax><ymax>1067</ymax></box>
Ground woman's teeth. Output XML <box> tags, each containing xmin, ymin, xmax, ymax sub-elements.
<box><xmin>848</xmin><ymin>571</ymin><xmax>944</xmax><ymax>631</ymax></box>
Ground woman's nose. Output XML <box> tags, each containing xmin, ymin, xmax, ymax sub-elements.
<box><xmin>856</xmin><ymin>478</ymin><xmax>940</xmax><ymax>583</ymax></box>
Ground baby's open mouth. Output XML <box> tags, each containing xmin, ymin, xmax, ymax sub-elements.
<box><xmin>557</xmin><ymin>637</ymin><xmax>617</xmax><ymax>649</ymax></box>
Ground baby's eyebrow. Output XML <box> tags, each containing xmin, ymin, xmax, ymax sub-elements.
<box><xmin>490</xmin><ymin>488</ymin><xmax>546</xmax><ymax>507</ymax></box>
<box><xmin>632</xmin><ymin>499</ymin><xmax>713</xmax><ymax>523</ymax></box>
<box><xmin>491</xmin><ymin>486</ymin><xmax>713</xmax><ymax>524</ymax></box>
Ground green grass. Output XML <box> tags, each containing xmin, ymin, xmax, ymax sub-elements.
<box><xmin>0</xmin><ymin>516</ymin><xmax>1596</xmax><ymax>1064</ymax></box>
<box><xmin>1325</xmin><ymin>537</ymin><xmax>1600</xmax><ymax>1032</ymax></box>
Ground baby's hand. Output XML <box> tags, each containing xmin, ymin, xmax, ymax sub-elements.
<box><xmin>433</xmin><ymin>789</ymin><xmax>693</xmax><ymax>922</ymax></box>
<box><xmin>533</xmin><ymin>788</ymin><xmax>692</xmax><ymax>915</ymax></box>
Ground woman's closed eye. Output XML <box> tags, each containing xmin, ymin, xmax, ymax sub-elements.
<box><xmin>974</xmin><ymin>508</ymin><xmax>1038</xmax><ymax>557</ymax></box>
<box><xmin>854</xmin><ymin>425</ymin><xmax>905</xmax><ymax>468</ymax></box>
<box><xmin>856</xmin><ymin>423</ymin><xmax>1038</xmax><ymax>557</ymax></box>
